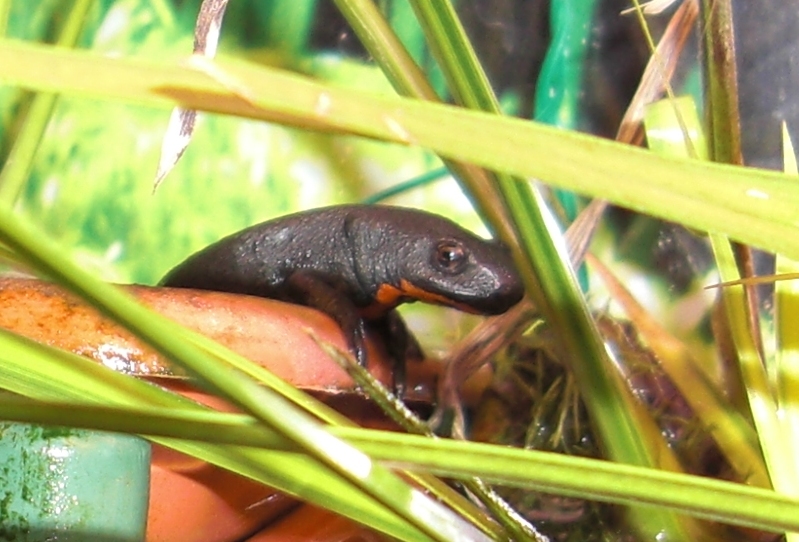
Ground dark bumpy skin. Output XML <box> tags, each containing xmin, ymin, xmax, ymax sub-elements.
<box><xmin>161</xmin><ymin>205</ymin><xmax>524</xmax><ymax>381</ymax></box>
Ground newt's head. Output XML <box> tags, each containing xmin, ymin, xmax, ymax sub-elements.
<box><xmin>399</xmin><ymin>233</ymin><xmax>524</xmax><ymax>315</ymax></box>
<box><xmin>356</xmin><ymin>207</ymin><xmax>525</xmax><ymax>316</ymax></box>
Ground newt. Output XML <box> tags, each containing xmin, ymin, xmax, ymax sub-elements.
<box><xmin>161</xmin><ymin>204</ymin><xmax>524</xmax><ymax>383</ymax></box>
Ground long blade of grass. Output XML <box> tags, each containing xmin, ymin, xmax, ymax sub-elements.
<box><xmin>5</xmin><ymin>393</ymin><xmax>799</xmax><ymax>535</ymax></box>
<box><xmin>1</xmin><ymin>40</ymin><xmax>798</xmax><ymax>258</ymax></box>
<box><xmin>711</xmin><ymin>239</ymin><xmax>792</xmax><ymax>488</ymax></box>
<box><xmin>700</xmin><ymin>0</ymin><xmax>768</xmax><ymax>365</ymax></box>
<box><xmin>408</xmin><ymin>4</ymin><xmax>694</xmax><ymax>537</ymax></box>
<box><xmin>698</xmin><ymin>5</ymin><xmax>799</xmax><ymax>540</ymax></box>
<box><xmin>771</xmin><ymin>123</ymin><xmax>799</xmax><ymax>500</ymax></box>
<box><xmin>357</xmin><ymin>431</ymin><xmax>799</xmax><ymax>535</ymax></box>
<box><xmin>0</xmin><ymin>397</ymin><xmax>287</xmax><ymax>449</ymax></box>
<box><xmin>396</xmin><ymin>1</ymin><xmax>518</xmax><ymax>241</ymax></box>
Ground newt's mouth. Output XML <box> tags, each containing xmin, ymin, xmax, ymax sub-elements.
<box><xmin>361</xmin><ymin>280</ymin><xmax>515</xmax><ymax>320</ymax></box>
<box><xmin>395</xmin><ymin>279</ymin><xmax>482</xmax><ymax>313</ymax></box>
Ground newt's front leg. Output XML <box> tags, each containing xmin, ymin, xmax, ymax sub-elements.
<box><xmin>368</xmin><ymin>310</ymin><xmax>424</xmax><ymax>396</ymax></box>
<box><xmin>284</xmin><ymin>271</ymin><xmax>368</xmax><ymax>368</ymax></box>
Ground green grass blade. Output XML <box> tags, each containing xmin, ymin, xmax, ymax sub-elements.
<box><xmin>6</xmin><ymin>392</ymin><xmax>799</xmax><ymax>535</ymax></box>
<box><xmin>1</xmin><ymin>40</ymin><xmax>798</xmax><ymax>258</ymax></box>
<box><xmin>0</xmin><ymin>397</ymin><xmax>287</xmax><ymax>449</ymax></box>
<box><xmin>405</xmin><ymin>2</ymin><xmax>497</xmax><ymax>112</ymax></box>
<box><xmin>710</xmin><ymin>240</ymin><xmax>792</xmax><ymax>486</ymax></box>
<box><xmin>698</xmin><ymin>6</ymin><xmax>799</xmax><ymax>539</ymax></box>
<box><xmin>771</xmin><ymin>124</ymin><xmax>799</xmax><ymax>500</ymax></box>
<box><xmin>355</xmin><ymin>432</ymin><xmax>799</xmax><ymax>535</ymax></box>
<box><xmin>331</xmin><ymin>0</ymin><xmax>437</xmax><ymax>100</ymax></box>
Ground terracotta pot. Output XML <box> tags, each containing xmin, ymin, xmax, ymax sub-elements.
<box><xmin>0</xmin><ymin>278</ymin><xmax>481</xmax><ymax>541</ymax></box>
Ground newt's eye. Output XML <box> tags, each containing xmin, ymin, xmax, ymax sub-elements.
<box><xmin>434</xmin><ymin>241</ymin><xmax>467</xmax><ymax>273</ymax></box>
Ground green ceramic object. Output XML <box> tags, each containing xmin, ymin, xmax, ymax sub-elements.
<box><xmin>0</xmin><ymin>423</ymin><xmax>150</xmax><ymax>541</ymax></box>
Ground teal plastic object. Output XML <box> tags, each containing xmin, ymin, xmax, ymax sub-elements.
<box><xmin>534</xmin><ymin>0</ymin><xmax>598</xmax><ymax>222</ymax></box>
<box><xmin>0</xmin><ymin>423</ymin><xmax>151</xmax><ymax>542</ymax></box>
<box><xmin>534</xmin><ymin>0</ymin><xmax>598</xmax><ymax>291</ymax></box>
<box><xmin>534</xmin><ymin>0</ymin><xmax>597</xmax><ymax>130</ymax></box>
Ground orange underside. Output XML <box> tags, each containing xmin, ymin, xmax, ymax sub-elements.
<box><xmin>361</xmin><ymin>279</ymin><xmax>478</xmax><ymax>319</ymax></box>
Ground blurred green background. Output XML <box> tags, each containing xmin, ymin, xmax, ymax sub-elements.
<box><xmin>3</xmin><ymin>0</ymin><xmax>484</xmax><ymax>285</ymax></box>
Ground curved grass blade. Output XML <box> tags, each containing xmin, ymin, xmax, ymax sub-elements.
<box><xmin>774</xmin><ymin>125</ymin><xmax>799</xmax><ymax>499</ymax></box>
<box><xmin>356</xmin><ymin>431</ymin><xmax>799</xmax><ymax>535</ymax></box>
<box><xmin>1</xmin><ymin>39</ymin><xmax>798</xmax><ymax>259</ymax></box>
<box><xmin>0</xmin><ymin>40</ymin><xmax>799</xmax><ymax>259</ymax></box>
<box><xmin>0</xmin><ymin>328</ymin><xmax>431</xmax><ymax>541</ymax></box>
<box><xmin>697</xmin><ymin>5</ymin><xmax>799</xmax><ymax>540</ymax></box>
<box><xmin>6</xmin><ymin>392</ymin><xmax>799</xmax><ymax>535</ymax></box>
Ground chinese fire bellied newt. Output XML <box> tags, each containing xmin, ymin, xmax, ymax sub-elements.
<box><xmin>161</xmin><ymin>204</ymin><xmax>524</xmax><ymax>382</ymax></box>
